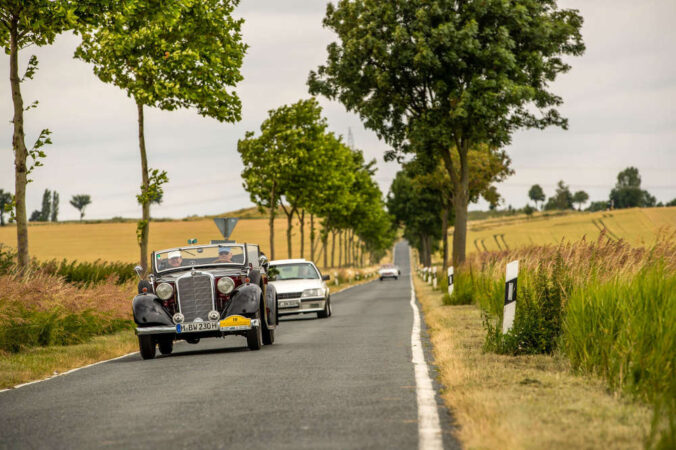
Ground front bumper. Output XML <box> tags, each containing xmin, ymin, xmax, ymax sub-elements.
<box><xmin>136</xmin><ymin>316</ymin><xmax>260</xmax><ymax>335</ymax></box>
<box><xmin>278</xmin><ymin>296</ymin><xmax>326</xmax><ymax>315</ymax></box>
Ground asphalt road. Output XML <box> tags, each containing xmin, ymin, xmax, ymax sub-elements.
<box><xmin>0</xmin><ymin>241</ymin><xmax>457</xmax><ymax>449</ymax></box>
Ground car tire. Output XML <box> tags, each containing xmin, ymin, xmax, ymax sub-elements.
<box><xmin>138</xmin><ymin>335</ymin><xmax>156</xmax><ymax>360</ymax></box>
<box><xmin>317</xmin><ymin>296</ymin><xmax>331</xmax><ymax>319</ymax></box>
<box><xmin>379</xmin><ymin>277</ymin><xmax>383</xmax><ymax>281</ymax></box>
<box><xmin>247</xmin><ymin>310</ymin><xmax>263</xmax><ymax>351</ymax></box>
<box><xmin>158</xmin><ymin>338</ymin><xmax>173</xmax><ymax>355</ymax></box>
<box><xmin>395</xmin><ymin>276</ymin><xmax>399</xmax><ymax>280</ymax></box>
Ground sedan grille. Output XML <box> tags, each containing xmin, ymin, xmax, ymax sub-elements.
<box><xmin>177</xmin><ymin>274</ymin><xmax>214</xmax><ymax>322</ymax></box>
<box><xmin>277</xmin><ymin>292</ymin><xmax>302</xmax><ymax>300</ymax></box>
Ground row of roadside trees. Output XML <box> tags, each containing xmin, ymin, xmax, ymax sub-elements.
<box><xmin>2</xmin><ymin>0</ymin><xmax>247</xmax><ymax>272</ymax></box>
<box><xmin>238</xmin><ymin>99</ymin><xmax>394</xmax><ymax>268</ymax></box>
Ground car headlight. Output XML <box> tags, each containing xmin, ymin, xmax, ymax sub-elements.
<box><xmin>217</xmin><ymin>277</ymin><xmax>235</xmax><ymax>294</ymax></box>
<box><xmin>301</xmin><ymin>288</ymin><xmax>323</xmax><ymax>298</ymax></box>
<box><xmin>156</xmin><ymin>282</ymin><xmax>174</xmax><ymax>300</ymax></box>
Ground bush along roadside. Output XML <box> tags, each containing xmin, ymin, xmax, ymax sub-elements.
<box><xmin>418</xmin><ymin>233</ymin><xmax>675</xmax><ymax>448</ymax></box>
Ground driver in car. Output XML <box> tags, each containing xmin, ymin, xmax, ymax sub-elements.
<box><xmin>215</xmin><ymin>247</ymin><xmax>233</xmax><ymax>263</ymax></box>
<box><xmin>167</xmin><ymin>251</ymin><xmax>183</xmax><ymax>268</ymax></box>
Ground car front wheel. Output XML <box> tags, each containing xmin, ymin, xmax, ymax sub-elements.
<box><xmin>158</xmin><ymin>338</ymin><xmax>173</xmax><ymax>355</ymax></box>
<box><xmin>139</xmin><ymin>335</ymin><xmax>156</xmax><ymax>360</ymax></box>
<box><xmin>247</xmin><ymin>310</ymin><xmax>263</xmax><ymax>350</ymax></box>
<box><xmin>317</xmin><ymin>296</ymin><xmax>331</xmax><ymax>319</ymax></box>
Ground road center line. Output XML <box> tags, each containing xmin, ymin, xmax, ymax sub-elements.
<box><xmin>409</xmin><ymin>260</ymin><xmax>443</xmax><ymax>449</ymax></box>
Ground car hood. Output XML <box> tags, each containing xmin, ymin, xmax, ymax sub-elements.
<box><xmin>155</xmin><ymin>268</ymin><xmax>243</xmax><ymax>282</ymax></box>
<box><xmin>269</xmin><ymin>279</ymin><xmax>323</xmax><ymax>293</ymax></box>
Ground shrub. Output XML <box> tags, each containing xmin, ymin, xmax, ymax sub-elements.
<box><xmin>446</xmin><ymin>269</ymin><xmax>475</xmax><ymax>305</ymax></box>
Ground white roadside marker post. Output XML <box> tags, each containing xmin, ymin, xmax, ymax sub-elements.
<box><xmin>432</xmin><ymin>270</ymin><xmax>438</xmax><ymax>289</ymax></box>
<box><xmin>427</xmin><ymin>268</ymin><xmax>433</xmax><ymax>285</ymax></box>
<box><xmin>502</xmin><ymin>260</ymin><xmax>519</xmax><ymax>334</ymax></box>
<box><xmin>447</xmin><ymin>266</ymin><xmax>454</xmax><ymax>295</ymax></box>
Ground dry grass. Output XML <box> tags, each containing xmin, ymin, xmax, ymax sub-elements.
<box><xmin>413</xmin><ymin>274</ymin><xmax>652</xmax><ymax>449</ymax></box>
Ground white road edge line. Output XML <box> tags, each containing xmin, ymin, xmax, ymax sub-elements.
<box><xmin>0</xmin><ymin>351</ymin><xmax>138</xmax><ymax>394</ymax></box>
<box><xmin>409</xmin><ymin>251</ymin><xmax>443</xmax><ymax>450</ymax></box>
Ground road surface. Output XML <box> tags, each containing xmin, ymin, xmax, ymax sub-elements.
<box><xmin>0</xmin><ymin>241</ymin><xmax>458</xmax><ymax>449</ymax></box>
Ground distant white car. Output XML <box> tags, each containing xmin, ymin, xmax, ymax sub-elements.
<box><xmin>269</xmin><ymin>259</ymin><xmax>332</xmax><ymax>318</ymax></box>
<box><xmin>378</xmin><ymin>264</ymin><xmax>400</xmax><ymax>281</ymax></box>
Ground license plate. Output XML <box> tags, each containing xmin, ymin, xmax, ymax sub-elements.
<box><xmin>310</xmin><ymin>303</ymin><xmax>320</xmax><ymax>308</ymax></box>
<box><xmin>220</xmin><ymin>315</ymin><xmax>252</xmax><ymax>331</ymax></box>
<box><xmin>176</xmin><ymin>321</ymin><xmax>218</xmax><ymax>333</ymax></box>
<box><xmin>279</xmin><ymin>300</ymin><xmax>300</xmax><ymax>309</ymax></box>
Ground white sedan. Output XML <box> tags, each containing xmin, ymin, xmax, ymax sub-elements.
<box><xmin>378</xmin><ymin>263</ymin><xmax>400</xmax><ymax>281</ymax></box>
<box><xmin>268</xmin><ymin>259</ymin><xmax>332</xmax><ymax>319</ymax></box>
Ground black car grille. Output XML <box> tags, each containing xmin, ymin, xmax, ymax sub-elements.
<box><xmin>277</xmin><ymin>292</ymin><xmax>302</xmax><ymax>300</ymax></box>
<box><xmin>177</xmin><ymin>274</ymin><xmax>214</xmax><ymax>322</ymax></box>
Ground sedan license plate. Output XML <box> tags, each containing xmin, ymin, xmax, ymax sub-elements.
<box><xmin>279</xmin><ymin>299</ymin><xmax>300</xmax><ymax>309</ymax></box>
<box><xmin>176</xmin><ymin>321</ymin><xmax>218</xmax><ymax>333</ymax></box>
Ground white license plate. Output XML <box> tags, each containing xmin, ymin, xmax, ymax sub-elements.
<box><xmin>176</xmin><ymin>321</ymin><xmax>218</xmax><ymax>333</ymax></box>
<box><xmin>279</xmin><ymin>300</ymin><xmax>300</xmax><ymax>309</ymax></box>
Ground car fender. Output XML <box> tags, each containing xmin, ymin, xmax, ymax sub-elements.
<box><xmin>132</xmin><ymin>294</ymin><xmax>173</xmax><ymax>326</ymax></box>
<box><xmin>226</xmin><ymin>283</ymin><xmax>262</xmax><ymax>317</ymax></box>
<box><xmin>265</xmin><ymin>282</ymin><xmax>278</xmax><ymax>327</ymax></box>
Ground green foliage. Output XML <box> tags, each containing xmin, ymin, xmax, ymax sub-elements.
<box><xmin>76</xmin><ymin>0</ymin><xmax>246</xmax><ymax>122</ymax></box>
<box><xmin>50</xmin><ymin>191</ymin><xmax>59</xmax><ymax>222</ymax></box>
<box><xmin>572</xmin><ymin>190</ymin><xmax>589</xmax><ymax>210</ymax></box>
<box><xmin>528</xmin><ymin>184</ymin><xmax>546</xmax><ymax>209</ymax></box>
<box><xmin>39</xmin><ymin>259</ymin><xmax>136</xmax><ymax>286</ymax></box>
<box><xmin>0</xmin><ymin>189</ymin><xmax>11</xmax><ymax>226</ymax></box>
<box><xmin>587</xmin><ymin>200</ymin><xmax>608</xmax><ymax>212</ymax></box>
<box><xmin>446</xmin><ymin>269</ymin><xmax>477</xmax><ymax>306</ymax></box>
<box><xmin>69</xmin><ymin>194</ymin><xmax>91</xmax><ymax>220</ymax></box>
<box><xmin>26</xmin><ymin>128</ymin><xmax>52</xmax><ymax>183</ymax></box>
<box><xmin>544</xmin><ymin>180</ymin><xmax>574</xmax><ymax>210</ymax></box>
<box><xmin>136</xmin><ymin>168</ymin><xmax>168</xmax><ymax>206</ymax></box>
<box><xmin>667</xmin><ymin>198</ymin><xmax>676</xmax><ymax>207</ymax></box>
<box><xmin>609</xmin><ymin>167</ymin><xmax>656</xmax><ymax>209</ymax></box>
<box><xmin>39</xmin><ymin>188</ymin><xmax>51</xmax><ymax>221</ymax></box>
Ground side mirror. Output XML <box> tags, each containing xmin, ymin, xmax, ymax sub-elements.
<box><xmin>322</xmin><ymin>274</ymin><xmax>330</xmax><ymax>281</ymax></box>
<box><xmin>259</xmin><ymin>255</ymin><xmax>269</xmax><ymax>270</ymax></box>
<box><xmin>134</xmin><ymin>265</ymin><xmax>144</xmax><ymax>279</ymax></box>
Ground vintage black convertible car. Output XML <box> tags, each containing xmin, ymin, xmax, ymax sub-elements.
<box><xmin>132</xmin><ymin>242</ymin><xmax>277</xmax><ymax>359</ymax></box>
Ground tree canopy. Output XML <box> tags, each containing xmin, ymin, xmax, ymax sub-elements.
<box><xmin>609</xmin><ymin>167</ymin><xmax>656</xmax><ymax>209</ymax></box>
<box><xmin>309</xmin><ymin>0</ymin><xmax>584</xmax><ymax>265</ymax></box>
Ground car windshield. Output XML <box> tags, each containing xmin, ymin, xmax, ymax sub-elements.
<box><xmin>155</xmin><ymin>245</ymin><xmax>246</xmax><ymax>272</ymax></box>
<box><xmin>269</xmin><ymin>263</ymin><xmax>319</xmax><ymax>281</ymax></box>
<box><xmin>381</xmin><ymin>264</ymin><xmax>395</xmax><ymax>269</ymax></box>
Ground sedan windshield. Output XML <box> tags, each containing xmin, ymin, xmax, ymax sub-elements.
<box><xmin>155</xmin><ymin>245</ymin><xmax>245</xmax><ymax>272</ymax></box>
<box><xmin>270</xmin><ymin>263</ymin><xmax>319</xmax><ymax>281</ymax></box>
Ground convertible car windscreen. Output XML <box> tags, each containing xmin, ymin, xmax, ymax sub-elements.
<box><xmin>155</xmin><ymin>245</ymin><xmax>245</xmax><ymax>272</ymax></box>
<box><xmin>270</xmin><ymin>263</ymin><xmax>319</xmax><ymax>281</ymax></box>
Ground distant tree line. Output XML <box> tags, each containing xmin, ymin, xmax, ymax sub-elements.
<box><xmin>526</xmin><ymin>167</ymin><xmax>667</xmax><ymax>214</ymax></box>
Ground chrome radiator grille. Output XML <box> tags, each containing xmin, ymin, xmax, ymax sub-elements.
<box><xmin>177</xmin><ymin>274</ymin><xmax>214</xmax><ymax>322</ymax></box>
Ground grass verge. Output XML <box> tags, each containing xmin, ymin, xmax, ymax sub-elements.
<box><xmin>0</xmin><ymin>330</ymin><xmax>138</xmax><ymax>390</ymax></box>
<box><xmin>413</xmin><ymin>274</ymin><xmax>652</xmax><ymax>449</ymax></box>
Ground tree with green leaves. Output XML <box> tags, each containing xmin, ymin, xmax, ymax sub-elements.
<box><xmin>572</xmin><ymin>190</ymin><xmax>589</xmax><ymax>211</ymax></box>
<box><xmin>76</xmin><ymin>0</ymin><xmax>247</xmax><ymax>272</ymax></box>
<box><xmin>609</xmin><ymin>167</ymin><xmax>656</xmax><ymax>209</ymax></box>
<box><xmin>70</xmin><ymin>194</ymin><xmax>91</xmax><ymax>221</ymax></box>
<box><xmin>529</xmin><ymin>184</ymin><xmax>546</xmax><ymax>210</ymax></box>
<box><xmin>0</xmin><ymin>189</ymin><xmax>12</xmax><ymax>226</ymax></box>
<box><xmin>51</xmin><ymin>191</ymin><xmax>59</xmax><ymax>222</ymax></box>
<box><xmin>39</xmin><ymin>188</ymin><xmax>51</xmax><ymax>221</ymax></box>
<box><xmin>309</xmin><ymin>0</ymin><xmax>584</xmax><ymax>266</ymax></box>
<box><xmin>545</xmin><ymin>181</ymin><xmax>574</xmax><ymax>210</ymax></box>
<box><xmin>0</xmin><ymin>0</ymin><xmax>85</xmax><ymax>267</ymax></box>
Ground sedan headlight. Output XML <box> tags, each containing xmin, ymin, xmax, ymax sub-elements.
<box><xmin>301</xmin><ymin>288</ymin><xmax>323</xmax><ymax>298</ymax></box>
<box><xmin>156</xmin><ymin>282</ymin><xmax>174</xmax><ymax>300</ymax></box>
<box><xmin>217</xmin><ymin>276</ymin><xmax>235</xmax><ymax>294</ymax></box>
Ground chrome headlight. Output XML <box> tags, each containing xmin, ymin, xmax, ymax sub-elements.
<box><xmin>217</xmin><ymin>277</ymin><xmax>235</xmax><ymax>294</ymax></box>
<box><xmin>301</xmin><ymin>288</ymin><xmax>323</xmax><ymax>298</ymax></box>
<box><xmin>156</xmin><ymin>282</ymin><xmax>174</xmax><ymax>300</ymax></box>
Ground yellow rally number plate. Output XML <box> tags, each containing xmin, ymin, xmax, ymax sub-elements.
<box><xmin>220</xmin><ymin>315</ymin><xmax>251</xmax><ymax>328</ymax></box>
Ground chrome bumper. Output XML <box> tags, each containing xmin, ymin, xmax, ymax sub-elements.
<box><xmin>136</xmin><ymin>319</ymin><xmax>260</xmax><ymax>335</ymax></box>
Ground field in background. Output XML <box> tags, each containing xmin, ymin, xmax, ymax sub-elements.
<box><xmin>0</xmin><ymin>216</ymin><xmax>323</xmax><ymax>265</ymax></box>
<box><xmin>463</xmin><ymin>207</ymin><xmax>676</xmax><ymax>253</ymax></box>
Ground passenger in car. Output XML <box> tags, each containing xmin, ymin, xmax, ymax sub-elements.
<box><xmin>215</xmin><ymin>247</ymin><xmax>233</xmax><ymax>263</ymax></box>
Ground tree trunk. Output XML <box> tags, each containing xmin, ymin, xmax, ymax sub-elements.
<box><xmin>323</xmin><ymin>230</ymin><xmax>329</xmax><ymax>269</ymax></box>
<box><xmin>441</xmin><ymin>142</ymin><xmax>470</xmax><ymax>267</ymax></box>
<box><xmin>268</xmin><ymin>183</ymin><xmax>276</xmax><ymax>260</ymax></box>
<box><xmin>338</xmin><ymin>230</ymin><xmax>343</xmax><ymax>268</ymax></box>
<box><xmin>297</xmin><ymin>209</ymin><xmax>305</xmax><ymax>258</ymax></box>
<box><xmin>441</xmin><ymin>205</ymin><xmax>449</xmax><ymax>274</ymax></box>
<box><xmin>309</xmin><ymin>213</ymin><xmax>315</xmax><ymax>261</ymax></box>
<box><xmin>137</xmin><ymin>100</ymin><xmax>150</xmax><ymax>273</ymax></box>
<box><xmin>280</xmin><ymin>203</ymin><xmax>296</xmax><ymax>259</ymax></box>
<box><xmin>331</xmin><ymin>230</ymin><xmax>336</xmax><ymax>268</ymax></box>
<box><xmin>9</xmin><ymin>17</ymin><xmax>29</xmax><ymax>269</ymax></box>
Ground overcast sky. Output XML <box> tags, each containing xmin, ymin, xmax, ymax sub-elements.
<box><xmin>1</xmin><ymin>0</ymin><xmax>675</xmax><ymax>221</ymax></box>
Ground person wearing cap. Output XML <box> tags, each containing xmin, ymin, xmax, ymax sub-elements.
<box><xmin>215</xmin><ymin>247</ymin><xmax>233</xmax><ymax>263</ymax></box>
<box><xmin>167</xmin><ymin>250</ymin><xmax>183</xmax><ymax>268</ymax></box>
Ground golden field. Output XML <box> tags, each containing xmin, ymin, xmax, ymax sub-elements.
<box><xmin>463</xmin><ymin>206</ymin><xmax>676</xmax><ymax>253</ymax></box>
<box><xmin>0</xmin><ymin>207</ymin><xmax>673</xmax><ymax>265</ymax></box>
<box><xmin>0</xmin><ymin>216</ymin><xmax>321</xmax><ymax>264</ymax></box>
